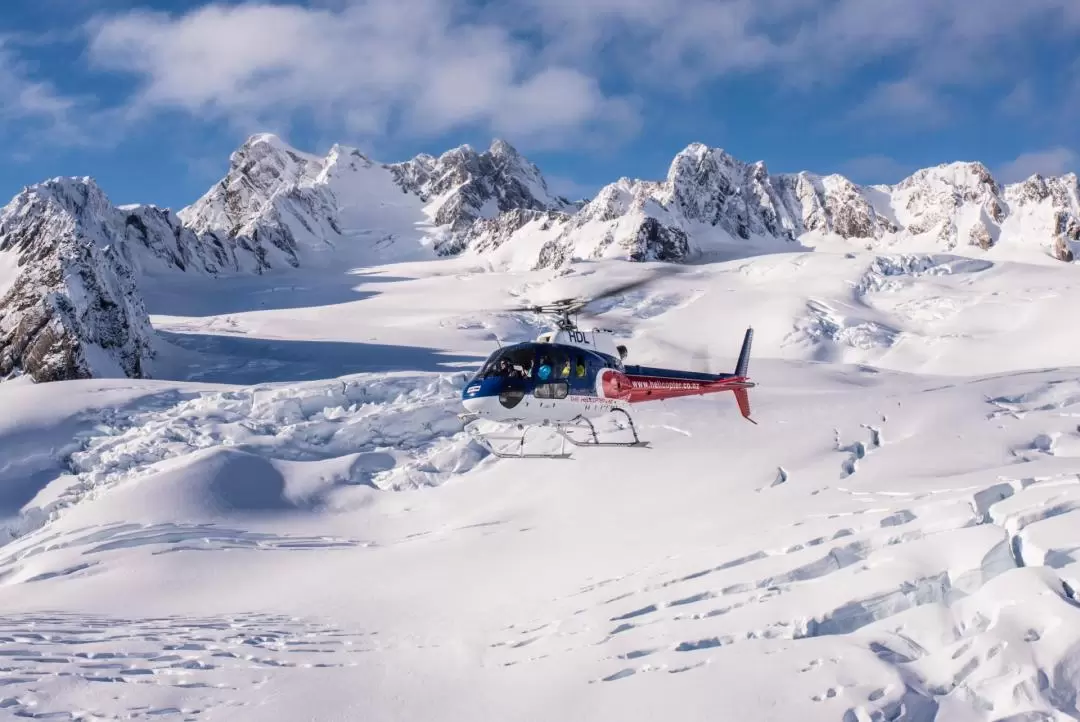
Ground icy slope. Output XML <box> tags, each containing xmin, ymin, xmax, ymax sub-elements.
<box><xmin>140</xmin><ymin>248</ymin><xmax>1080</xmax><ymax>389</ymax></box>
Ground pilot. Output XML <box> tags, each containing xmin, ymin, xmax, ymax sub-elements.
<box><xmin>576</xmin><ymin>357</ymin><xmax>586</xmax><ymax>377</ymax></box>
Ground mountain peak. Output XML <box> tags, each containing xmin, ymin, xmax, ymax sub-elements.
<box><xmin>242</xmin><ymin>132</ymin><xmax>288</xmax><ymax>149</ymax></box>
<box><xmin>489</xmin><ymin>138</ymin><xmax>520</xmax><ymax>158</ymax></box>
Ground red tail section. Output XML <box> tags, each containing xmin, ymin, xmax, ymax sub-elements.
<box><xmin>621</xmin><ymin>328</ymin><xmax>757</xmax><ymax>423</ymax></box>
<box><xmin>733</xmin><ymin>387</ymin><xmax>756</xmax><ymax>424</ymax></box>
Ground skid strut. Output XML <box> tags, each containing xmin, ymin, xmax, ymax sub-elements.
<box><xmin>555</xmin><ymin>408</ymin><xmax>650</xmax><ymax>448</ymax></box>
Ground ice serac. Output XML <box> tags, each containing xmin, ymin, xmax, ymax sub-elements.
<box><xmin>0</xmin><ymin>178</ymin><xmax>156</xmax><ymax>382</ymax></box>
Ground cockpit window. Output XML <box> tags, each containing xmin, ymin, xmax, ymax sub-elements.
<box><xmin>479</xmin><ymin>347</ymin><xmax>534</xmax><ymax>379</ymax></box>
<box><xmin>479</xmin><ymin>344</ymin><xmax>611</xmax><ymax>381</ymax></box>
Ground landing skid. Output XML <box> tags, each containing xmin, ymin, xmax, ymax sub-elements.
<box><xmin>555</xmin><ymin>409</ymin><xmax>650</xmax><ymax>449</ymax></box>
<box><xmin>459</xmin><ymin>408</ymin><xmax>649</xmax><ymax>460</ymax></box>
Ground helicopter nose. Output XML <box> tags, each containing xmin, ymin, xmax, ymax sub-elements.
<box><xmin>461</xmin><ymin>395</ymin><xmax>489</xmax><ymax>414</ymax></box>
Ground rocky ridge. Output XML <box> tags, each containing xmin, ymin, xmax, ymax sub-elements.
<box><xmin>0</xmin><ymin>179</ymin><xmax>158</xmax><ymax>382</ymax></box>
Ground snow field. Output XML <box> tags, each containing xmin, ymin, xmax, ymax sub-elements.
<box><xmin>2</xmin><ymin>249</ymin><xmax>1080</xmax><ymax>720</ymax></box>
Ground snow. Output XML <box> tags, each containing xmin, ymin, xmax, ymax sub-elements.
<box><xmin>3</xmin><ymin>239</ymin><xmax>1080</xmax><ymax>720</ymax></box>
<box><xmin>0</xmin><ymin>242</ymin><xmax>18</xmax><ymax>297</ymax></box>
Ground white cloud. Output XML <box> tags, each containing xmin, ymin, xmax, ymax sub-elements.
<box><xmin>516</xmin><ymin>0</ymin><xmax>1080</xmax><ymax>112</ymax></box>
<box><xmin>1</xmin><ymin>0</ymin><xmax>1074</xmax><ymax>156</ymax></box>
<box><xmin>997</xmin><ymin>148</ymin><xmax>1078</xmax><ymax>183</ymax></box>
<box><xmin>0</xmin><ymin>39</ymin><xmax>84</xmax><ymax>146</ymax></box>
<box><xmin>85</xmin><ymin>1</ymin><xmax>639</xmax><ymax>150</ymax></box>
<box><xmin>998</xmin><ymin>81</ymin><xmax>1035</xmax><ymax>117</ymax></box>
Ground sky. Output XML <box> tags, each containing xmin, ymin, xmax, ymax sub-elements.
<box><xmin>0</xmin><ymin>0</ymin><xmax>1078</xmax><ymax>208</ymax></box>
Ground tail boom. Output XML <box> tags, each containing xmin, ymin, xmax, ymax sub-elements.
<box><xmin>620</xmin><ymin>327</ymin><xmax>756</xmax><ymax>423</ymax></box>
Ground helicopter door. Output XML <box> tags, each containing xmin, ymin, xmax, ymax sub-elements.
<box><xmin>534</xmin><ymin>348</ymin><xmax>570</xmax><ymax>399</ymax></box>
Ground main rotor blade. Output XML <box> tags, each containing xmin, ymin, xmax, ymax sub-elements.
<box><xmin>503</xmin><ymin>264</ymin><xmax>685</xmax><ymax>318</ymax></box>
<box><xmin>577</xmin><ymin>264</ymin><xmax>685</xmax><ymax>314</ymax></box>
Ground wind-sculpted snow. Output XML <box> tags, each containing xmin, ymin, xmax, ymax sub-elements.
<box><xmin>68</xmin><ymin>372</ymin><xmax>483</xmax><ymax>490</ymax></box>
<box><xmin>0</xmin><ymin>611</ymin><xmax>370</xmax><ymax>720</ymax></box>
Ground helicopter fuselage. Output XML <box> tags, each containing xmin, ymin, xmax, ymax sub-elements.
<box><xmin>461</xmin><ymin>328</ymin><xmax>756</xmax><ymax>427</ymax></box>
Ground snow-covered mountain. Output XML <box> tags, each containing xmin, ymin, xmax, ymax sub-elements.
<box><xmin>0</xmin><ymin>170</ymin><xmax>325</xmax><ymax>382</ymax></box>
<box><xmin>1</xmin><ymin>133</ymin><xmax>1078</xmax><ymax>383</ymax></box>
<box><xmin>179</xmin><ymin>134</ymin><xmax>576</xmax><ymax>262</ymax></box>
<box><xmin>177</xmin><ymin>134</ymin><xmax>1080</xmax><ymax>270</ymax></box>
<box><xmin>534</xmin><ymin>147</ymin><xmax>1080</xmax><ymax>267</ymax></box>
<box><xmin>0</xmin><ymin>179</ymin><xmax>159</xmax><ymax>382</ymax></box>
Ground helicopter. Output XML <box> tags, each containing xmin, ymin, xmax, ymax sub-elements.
<box><xmin>458</xmin><ymin>267</ymin><xmax>756</xmax><ymax>459</ymax></box>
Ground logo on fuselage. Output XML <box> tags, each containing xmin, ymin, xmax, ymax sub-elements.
<box><xmin>596</xmin><ymin>368</ymin><xmax>632</xmax><ymax>401</ymax></box>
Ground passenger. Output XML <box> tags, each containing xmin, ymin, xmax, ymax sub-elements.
<box><xmin>537</xmin><ymin>355</ymin><xmax>553</xmax><ymax>381</ymax></box>
<box><xmin>576</xmin><ymin>357</ymin><xmax>586</xmax><ymax>377</ymax></box>
<box><xmin>560</xmin><ymin>358</ymin><xmax>571</xmax><ymax>377</ymax></box>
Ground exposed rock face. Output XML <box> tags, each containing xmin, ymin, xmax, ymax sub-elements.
<box><xmin>178</xmin><ymin>134</ymin><xmax>341</xmax><ymax>271</ymax></box>
<box><xmin>445</xmin><ymin>208</ymin><xmax>572</xmax><ymax>256</ymax></box>
<box><xmin>0</xmin><ymin>179</ymin><xmax>157</xmax><ymax>382</ymax></box>
<box><xmin>388</xmin><ymin>139</ymin><xmax>575</xmax><ymax>234</ymax></box>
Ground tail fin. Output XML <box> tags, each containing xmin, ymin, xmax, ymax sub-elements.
<box><xmin>734</xmin><ymin>328</ymin><xmax>756</xmax><ymax>424</ymax></box>
<box><xmin>735</xmin><ymin>327</ymin><xmax>753</xmax><ymax>378</ymax></box>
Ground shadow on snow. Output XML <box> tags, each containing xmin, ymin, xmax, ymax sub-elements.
<box><xmin>155</xmin><ymin>331</ymin><xmax>483</xmax><ymax>385</ymax></box>
<box><xmin>141</xmin><ymin>268</ymin><xmax>414</xmax><ymax>317</ymax></box>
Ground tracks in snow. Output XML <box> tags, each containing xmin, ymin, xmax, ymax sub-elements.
<box><xmin>0</xmin><ymin>612</ymin><xmax>370</xmax><ymax>720</ymax></box>
<box><xmin>487</xmin><ymin>466</ymin><xmax>1080</xmax><ymax>719</ymax></box>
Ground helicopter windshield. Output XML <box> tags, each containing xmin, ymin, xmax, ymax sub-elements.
<box><xmin>479</xmin><ymin>346</ymin><xmax>534</xmax><ymax>379</ymax></box>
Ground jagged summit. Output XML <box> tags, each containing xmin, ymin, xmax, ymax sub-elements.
<box><xmin>0</xmin><ymin>178</ymin><xmax>156</xmax><ymax>382</ymax></box>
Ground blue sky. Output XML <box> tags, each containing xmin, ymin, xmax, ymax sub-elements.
<box><xmin>1</xmin><ymin>0</ymin><xmax>1078</xmax><ymax>209</ymax></box>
